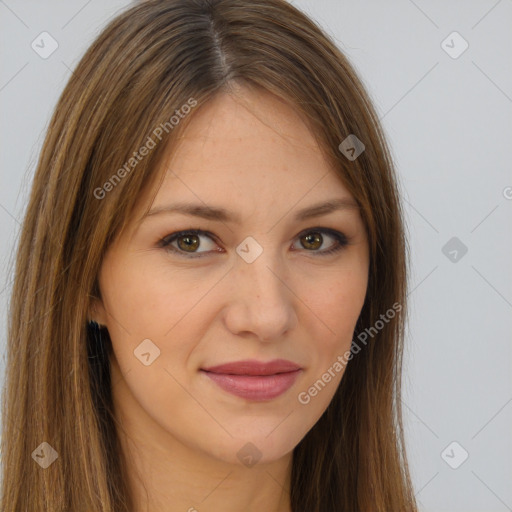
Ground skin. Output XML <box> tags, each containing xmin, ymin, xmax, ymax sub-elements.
<box><xmin>92</xmin><ymin>86</ymin><xmax>369</xmax><ymax>512</ymax></box>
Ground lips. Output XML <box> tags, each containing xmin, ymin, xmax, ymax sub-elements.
<box><xmin>202</xmin><ymin>359</ymin><xmax>301</xmax><ymax>375</ymax></box>
<box><xmin>200</xmin><ymin>359</ymin><xmax>302</xmax><ymax>401</ymax></box>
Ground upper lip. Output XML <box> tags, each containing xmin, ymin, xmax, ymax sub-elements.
<box><xmin>201</xmin><ymin>359</ymin><xmax>301</xmax><ymax>376</ymax></box>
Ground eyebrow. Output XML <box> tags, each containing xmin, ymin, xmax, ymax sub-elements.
<box><xmin>139</xmin><ymin>197</ymin><xmax>359</xmax><ymax>225</ymax></box>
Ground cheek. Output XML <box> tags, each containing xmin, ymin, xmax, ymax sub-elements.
<box><xmin>100</xmin><ymin>254</ymin><xmax>201</xmax><ymax>336</ymax></box>
<box><xmin>292</xmin><ymin>269</ymin><xmax>366</xmax><ymax>416</ymax></box>
<box><xmin>294</xmin><ymin>264</ymin><xmax>367</xmax><ymax>407</ymax></box>
<box><xmin>100</xmin><ymin>259</ymin><xmax>207</xmax><ymax>428</ymax></box>
<box><xmin>99</xmin><ymin>255</ymin><xmax>222</xmax><ymax>379</ymax></box>
<box><xmin>302</xmin><ymin>266</ymin><xmax>367</xmax><ymax>344</ymax></box>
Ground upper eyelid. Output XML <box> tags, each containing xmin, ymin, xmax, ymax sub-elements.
<box><xmin>161</xmin><ymin>229</ymin><xmax>218</xmax><ymax>245</ymax></box>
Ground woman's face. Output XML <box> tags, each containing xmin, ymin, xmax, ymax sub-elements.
<box><xmin>94</xmin><ymin>87</ymin><xmax>369</xmax><ymax>467</ymax></box>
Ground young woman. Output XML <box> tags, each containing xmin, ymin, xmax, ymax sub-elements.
<box><xmin>1</xmin><ymin>0</ymin><xmax>417</xmax><ymax>510</ymax></box>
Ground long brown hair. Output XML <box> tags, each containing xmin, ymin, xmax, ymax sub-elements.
<box><xmin>1</xmin><ymin>0</ymin><xmax>416</xmax><ymax>510</ymax></box>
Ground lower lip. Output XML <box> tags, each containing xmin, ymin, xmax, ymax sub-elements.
<box><xmin>201</xmin><ymin>369</ymin><xmax>302</xmax><ymax>401</ymax></box>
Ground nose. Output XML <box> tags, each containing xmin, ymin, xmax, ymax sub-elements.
<box><xmin>223</xmin><ymin>249</ymin><xmax>298</xmax><ymax>342</ymax></box>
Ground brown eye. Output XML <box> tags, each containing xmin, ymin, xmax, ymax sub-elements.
<box><xmin>160</xmin><ymin>229</ymin><xmax>219</xmax><ymax>257</ymax></box>
<box><xmin>176</xmin><ymin>234</ymin><xmax>200</xmax><ymax>252</ymax></box>
<box><xmin>301</xmin><ymin>232</ymin><xmax>323</xmax><ymax>250</ymax></box>
<box><xmin>292</xmin><ymin>228</ymin><xmax>348</xmax><ymax>256</ymax></box>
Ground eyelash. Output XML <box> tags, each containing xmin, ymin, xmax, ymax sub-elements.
<box><xmin>158</xmin><ymin>227</ymin><xmax>349</xmax><ymax>259</ymax></box>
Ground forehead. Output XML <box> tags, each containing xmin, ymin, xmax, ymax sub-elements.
<box><xmin>157</xmin><ymin>89</ymin><xmax>350</xmax><ymax>198</ymax></box>
<box><xmin>124</xmin><ymin>87</ymin><xmax>357</xmax><ymax>239</ymax></box>
<box><xmin>173</xmin><ymin>88</ymin><xmax>319</xmax><ymax>156</ymax></box>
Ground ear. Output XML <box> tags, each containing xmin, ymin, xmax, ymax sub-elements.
<box><xmin>88</xmin><ymin>296</ymin><xmax>109</xmax><ymax>327</ymax></box>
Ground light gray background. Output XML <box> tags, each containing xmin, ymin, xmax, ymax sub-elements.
<box><xmin>1</xmin><ymin>1</ymin><xmax>511</xmax><ymax>510</ymax></box>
